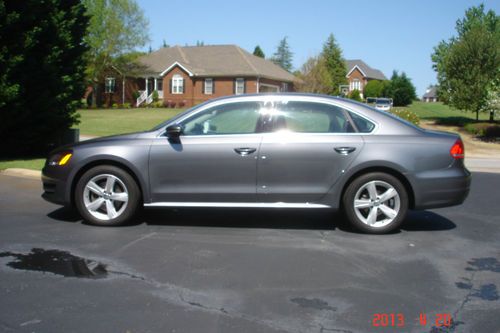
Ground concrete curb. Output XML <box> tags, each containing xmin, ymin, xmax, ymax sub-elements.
<box><xmin>1</xmin><ymin>168</ymin><xmax>41</xmax><ymax>179</ymax></box>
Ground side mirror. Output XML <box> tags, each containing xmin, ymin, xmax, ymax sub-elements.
<box><xmin>166</xmin><ymin>125</ymin><xmax>182</xmax><ymax>139</ymax></box>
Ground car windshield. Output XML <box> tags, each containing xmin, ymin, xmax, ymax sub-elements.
<box><xmin>376</xmin><ymin>99</ymin><xmax>390</xmax><ymax>105</ymax></box>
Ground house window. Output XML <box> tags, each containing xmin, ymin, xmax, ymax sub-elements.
<box><xmin>172</xmin><ymin>74</ymin><xmax>184</xmax><ymax>94</ymax></box>
<box><xmin>204</xmin><ymin>78</ymin><xmax>213</xmax><ymax>95</ymax></box>
<box><xmin>105</xmin><ymin>77</ymin><xmax>116</xmax><ymax>93</ymax></box>
<box><xmin>235</xmin><ymin>78</ymin><xmax>245</xmax><ymax>95</ymax></box>
<box><xmin>351</xmin><ymin>79</ymin><xmax>361</xmax><ymax>91</ymax></box>
<box><xmin>281</xmin><ymin>82</ymin><xmax>289</xmax><ymax>92</ymax></box>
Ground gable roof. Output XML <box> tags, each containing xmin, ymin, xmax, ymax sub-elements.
<box><xmin>346</xmin><ymin>59</ymin><xmax>387</xmax><ymax>81</ymax></box>
<box><xmin>138</xmin><ymin>45</ymin><xmax>299</xmax><ymax>83</ymax></box>
<box><xmin>423</xmin><ymin>86</ymin><xmax>438</xmax><ymax>98</ymax></box>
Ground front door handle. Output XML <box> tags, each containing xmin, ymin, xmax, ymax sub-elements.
<box><xmin>334</xmin><ymin>147</ymin><xmax>356</xmax><ymax>155</ymax></box>
<box><xmin>234</xmin><ymin>147</ymin><xmax>257</xmax><ymax>156</ymax></box>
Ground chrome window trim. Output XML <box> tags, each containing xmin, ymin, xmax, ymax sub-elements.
<box><xmin>156</xmin><ymin>95</ymin><xmax>380</xmax><ymax>138</ymax></box>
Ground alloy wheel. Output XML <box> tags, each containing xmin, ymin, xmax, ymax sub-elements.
<box><xmin>83</xmin><ymin>174</ymin><xmax>129</xmax><ymax>221</ymax></box>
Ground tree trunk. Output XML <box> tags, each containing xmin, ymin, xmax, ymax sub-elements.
<box><xmin>476</xmin><ymin>109</ymin><xmax>479</xmax><ymax>121</ymax></box>
<box><xmin>92</xmin><ymin>82</ymin><xmax>98</xmax><ymax>108</ymax></box>
<box><xmin>490</xmin><ymin>110</ymin><xmax>495</xmax><ymax>122</ymax></box>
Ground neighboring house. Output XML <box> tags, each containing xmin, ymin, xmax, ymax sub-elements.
<box><xmin>100</xmin><ymin>45</ymin><xmax>299</xmax><ymax>108</ymax></box>
<box><xmin>422</xmin><ymin>86</ymin><xmax>438</xmax><ymax>102</ymax></box>
<box><xmin>340</xmin><ymin>59</ymin><xmax>387</xmax><ymax>98</ymax></box>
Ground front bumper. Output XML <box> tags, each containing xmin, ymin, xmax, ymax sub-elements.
<box><xmin>41</xmin><ymin>167</ymin><xmax>70</xmax><ymax>206</ymax></box>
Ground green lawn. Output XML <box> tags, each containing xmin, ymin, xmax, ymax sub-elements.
<box><xmin>0</xmin><ymin>158</ymin><xmax>45</xmax><ymax>171</ymax></box>
<box><xmin>74</xmin><ymin>108</ymin><xmax>185</xmax><ymax>136</ymax></box>
<box><xmin>408</xmin><ymin>101</ymin><xmax>492</xmax><ymax>121</ymax></box>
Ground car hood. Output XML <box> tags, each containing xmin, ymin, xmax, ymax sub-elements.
<box><xmin>50</xmin><ymin>131</ymin><xmax>152</xmax><ymax>154</ymax></box>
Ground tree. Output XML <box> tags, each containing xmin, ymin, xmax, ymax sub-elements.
<box><xmin>0</xmin><ymin>0</ymin><xmax>88</xmax><ymax>156</ymax></box>
<box><xmin>83</xmin><ymin>0</ymin><xmax>149</xmax><ymax>106</ymax></box>
<box><xmin>364</xmin><ymin>80</ymin><xmax>388</xmax><ymax>98</ymax></box>
<box><xmin>196</xmin><ymin>40</ymin><xmax>205</xmax><ymax>46</ymax></box>
<box><xmin>271</xmin><ymin>37</ymin><xmax>293</xmax><ymax>71</ymax></box>
<box><xmin>296</xmin><ymin>56</ymin><xmax>331</xmax><ymax>94</ymax></box>
<box><xmin>431</xmin><ymin>4</ymin><xmax>499</xmax><ymax>120</ymax></box>
<box><xmin>321</xmin><ymin>33</ymin><xmax>347</xmax><ymax>95</ymax></box>
<box><xmin>296</xmin><ymin>33</ymin><xmax>347</xmax><ymax>94</ymax></box>
<box><xmin>386</xmin><ymin>71</ymin><xmax>417</xmax><ymax>106</ymax></box>
<box><xmin>162</xmin><ymin>39</ymin><xmax>169</xmax><ymax>48</ymax></box>
<box><xmin>253</xmin><ymin>45</ymin><xmax>265</xmax><ymax>58</ymax></box>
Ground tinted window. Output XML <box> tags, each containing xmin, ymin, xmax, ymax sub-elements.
<box><xmin>181</xmin><ymin>102</ymin><xmax>261</xmax><ymax>135</ymax></box>
<box><xmin>349</xmin><ymin>112</ymin><xmax>375</xmax><ymax>133</ymax></box>
<box><xmin>275</xmin><ymin>101</ymin><xmax>354</xmax><ymax>133</ymax></box>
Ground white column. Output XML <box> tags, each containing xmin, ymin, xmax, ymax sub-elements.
<box><xmin>145</xmin><ymin>78</ymin><xmax>149</xmax><ymax>95</ymax></box>
<box><xmin>154</xmin><ymin>78</ymin><xmax>158</xmax><ymax>91</ymax></box>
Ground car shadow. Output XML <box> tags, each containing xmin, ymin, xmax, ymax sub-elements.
<box><xmin>47</xmin><ymin>207</ymin><xmax>457</xmax><ymax>232</ymax></box>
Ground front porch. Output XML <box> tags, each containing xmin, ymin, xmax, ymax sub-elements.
<box><xmin>136</xmin><ymin>77</ymin><xmax>163</xmax><ymax>107</ymax></box>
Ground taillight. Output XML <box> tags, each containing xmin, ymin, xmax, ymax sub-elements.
<box><xmin>450</xmin><ymin>139</ymin><xmax>464</xmax><ymax>159</ymax></box>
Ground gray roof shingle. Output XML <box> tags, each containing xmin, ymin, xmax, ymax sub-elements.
<box><xmin>138</xmin><ymin>45</ymin><xmax>299</xmax><ymax>83</ymax></box>
<box><xmin>346</xmin><ymin>59</ymin><xmax>387</xmax><ymax>80</ymax></box>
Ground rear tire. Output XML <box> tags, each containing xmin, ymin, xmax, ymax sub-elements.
<box><xmin>75</xmin><ymin>165</ymin><xmax>140</xmax><ymax>226</ymax></box>
<box><xmin>342</xmin><ymin>172</ymin><xmax>408</xmax><ymax>234</ymax></box>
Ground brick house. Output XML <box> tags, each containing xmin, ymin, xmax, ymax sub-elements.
<box><xmin>339</xmin><ymin>59</ymin><xmax>387</xmax><ymax>98</ymax></box>
<box><xmin>102</xmin><ymin>45</ymin><xmax>299</xmax><ymax>108</ymax></box>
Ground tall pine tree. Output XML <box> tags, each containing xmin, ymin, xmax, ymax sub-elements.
<box><xmin>271</xmin><ymin>37</ymin><xmax>293</xmax><ymax>72</ymax></box>
<box><xmin>321</xmin><ymin>33</ymin><xmax>347</xmax><ymax>95</ymax></box>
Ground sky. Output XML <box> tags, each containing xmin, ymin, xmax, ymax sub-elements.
<box><xmin>136</xmin><ymin>0</ymin><xmax>499</xmax><ymax>96</ymax></box>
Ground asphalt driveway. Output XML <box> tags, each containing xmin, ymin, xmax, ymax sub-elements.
<box><xmin>0</xmin><ymin>172</ymin><xmax>499</xmax><ymax>333</ymax></box>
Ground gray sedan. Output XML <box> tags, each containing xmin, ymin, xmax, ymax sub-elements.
<box><xmin>42</xmin><ymin>94</ymin><xmax>471</xmax><ymax>233</ymax></box>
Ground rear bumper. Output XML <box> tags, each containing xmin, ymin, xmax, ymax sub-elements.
<box><xmin>411</xmin><ymin>165</ymin><xmax>471</xmax><ymax>210</ymax></box>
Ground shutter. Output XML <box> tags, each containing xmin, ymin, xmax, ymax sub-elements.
<box><xmin>233</xmin><ymin>79</ymin><xmax>236</xmax><ymax>94</ymax></box>
<box><xmin>169</xmin><ymin>78</ymin><xmax>173</xmax><ymax>94</ymax></box>
<box><xmin>182</xmin><ymin>79</ymin><xmax>185</xmax><ymax>94</ymax></box>
<box><xmin>202</xmin><ymin>79</ymin><xmax>205</xmax><ymax>95</ymax></box>
<box><xmin>243</xmin><ymin>79</ymin><xmax>246</xmax><ymax>93</ymax></box>
<box><xmin>212</xmin><ymin>79</ymin><xmax>215</xmax><ymax>94</ymax></box>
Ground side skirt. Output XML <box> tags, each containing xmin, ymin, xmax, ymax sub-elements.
<box><xmin>144</xmin><ymin>202</ymin><xmax>331</xmax><ymax>209</ymax></box>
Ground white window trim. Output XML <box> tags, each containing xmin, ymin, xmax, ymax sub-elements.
<box><xmin>172</xmin><ymin>74</ymin><xmax>183</xmax><ymax>94</ymax></box>
<box><xmin>105</xmin><ymin>77</ymin><xmax>116</xmax><ymax>93</ymax></box>
<box><xmin>235</xmin><ymin>78</ymin><xmax>245</xmax><ymax>95</ymax></box>
<box><xmin>204</xmin><ymin>78</ymin><xmax>213</xmax><ymax>95</ymax></box>
<box><xmin>259</xmin><ymin>83</ymin><xmax>280</xmax><ymax>92</ymax></box>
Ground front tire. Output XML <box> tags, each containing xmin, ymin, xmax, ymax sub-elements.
<box><xmin>75</xmin><ymin>165</ymin><xmax>140</xmax><ymax>226</ymax></box>
<box><xmin>342</xmin><ymin>172</ymin><xmax>408</xmax><ymax>234</ymax></box>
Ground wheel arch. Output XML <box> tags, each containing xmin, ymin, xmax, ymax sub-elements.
<box><xmin>69</xmin><ymin>159</ymin><xmax>146</xmax><ymax>206</ymax></box>
<box><xmin>340</xmin><ymin>166</ymin><xmax>415</xmax><ymax>209</ymax></box>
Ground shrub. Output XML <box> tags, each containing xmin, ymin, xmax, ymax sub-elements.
<box><xmin>434</xmin><ymin>117</ymin><xmax>475</xmax><ymax>127</ymax></box>
<box><xmin>112</xmin><ymin>103</ymin><xmax>119</xmax><ymax>109</ymax></box>
<box><xmin>122</xmin><ymin>102</ymin><xmax>131</xmax><ymax>109</ymax></box>
<box><xmin>152</xmin><ymin>90</ymin><xmax>159</xmax><ymax>102</ymax></box>
<box><xmin>132</xmin><ymin>91</ymin><xmax>141</xmax><ymax>100</ymax></box>
<box><xmin>464</xmin><ymin>123</ymin><xmax>500</xmax><ymax>138</ymax></box>
<box><xmin>389</xmin><ymin>108</ymin><xmax>420</xmax><ymax>126</ymax></box>
<box><xmin>348</xmin><ymin>89</ymin><xmax>362</xmax><ymax>102</ymax></box>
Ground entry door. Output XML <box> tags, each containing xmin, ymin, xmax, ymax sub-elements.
<box><xmin>256</xmin><ymin>101</ymin><xmax>364</xmax><ymax>203</ymax></box>
<box><xmin>149</xmin><ymin>101</ymin><xmax>264</xmax><ymax>203</ymax></box>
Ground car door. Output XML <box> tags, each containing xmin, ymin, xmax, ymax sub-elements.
<box><xmin>149</xmin><ymin>101</ymin><xmax>264</xmax><ymax>203</ymax></box>
<box><xmin>257</xmin><ymin>100</ymin><xmax>365</xmax><ymax>203</ymax></box>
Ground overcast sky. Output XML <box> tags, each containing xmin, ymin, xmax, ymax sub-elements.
<box><xmin>137</xmin><ymin>0</ymin><xmax>499</xmax><ymax>96</ymax></box>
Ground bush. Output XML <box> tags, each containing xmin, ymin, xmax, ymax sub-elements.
<box><xmin>389</xmin><ymin>108</ymin><xmax>420</xmax><ymax>126</ymax></box>
<box><xmin>348</xmin><ymin>89</ymin><xmax>362</xmax><ymax>102</ymax></box>
<box><xmin>112</xmin><ymin>103</ymin><xmax>119</xmax><ymax>109</ymax></box>
<box><xmin>122</xmin><ymin>102</ymin><xmax>131</xmax><ymax>109</ymax></box>
<box><xmin>464</xmin><ymin>122</ymin><xmax>500</xmax><ymax>138</ymax></box>
<box><xmin>152</xmin><ymin>90</ymin><xmax>159</xmax><ymax>102</ymax></box>
<box><xmin>434</xmin><ymin>117</ymin><xmax>476</xmax><ymax>127</ymax></box>
<box><xmin>132</xmin><ymin>91</ymin><xmax>141</xmax><ymax>100</ymax></box>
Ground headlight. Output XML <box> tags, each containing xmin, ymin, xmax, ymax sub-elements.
<box><xmin>47</xmin><ymin>151</ymin><xmax>73</xmax><ymax>166</ymax></box>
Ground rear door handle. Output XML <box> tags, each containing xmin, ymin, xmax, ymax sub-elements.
<box><xmin>334</xmin><ymin>147</ymin><xmax>356</xmax><ymax>155</ymax></box>
<box><xmin>234</xmin><ymin>147</ymin><xmax>257</xmax><ymax>156</ymax></box>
